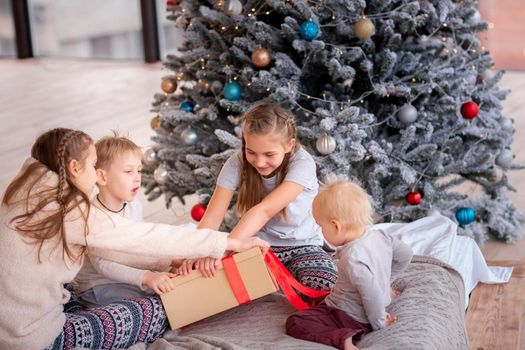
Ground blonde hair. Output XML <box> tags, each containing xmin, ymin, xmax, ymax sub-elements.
<box><xmin>237</xmin><ymin>102</ymin><xmax>299</xmax><ymax>218</ymax></box>
<box><xmin>2</xmin><ymin>128</ymin><xmax>93</xmax><ymax>262</ymax></box>
<box><xmin>313</xmin><ymin>176</ymin><xmax>373</xmax><ymax>231</ymax></box>
<box><xmin>95</xmin><ymin>132</ymin><xmax>142</xmax><ymax>170</ymax></box>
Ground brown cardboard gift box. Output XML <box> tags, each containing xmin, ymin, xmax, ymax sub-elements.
<box><xmin>160</xmin><ymin>248</ymin><xmax>278</xmax><ymax>329</ymax></box>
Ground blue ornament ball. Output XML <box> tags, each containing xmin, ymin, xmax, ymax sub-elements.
<box><xmin>455</xmin><ymin>207</ymin><xmax>475</xmax><ymax>226</ymax></box>
<box><xmin>223</xmin><ymin>81</ymin><xmax>243</xmax><ymax>101</ymax></box>
<box><xmin>300</xmin><ymin>20</ymin><xmax>319</xmax><ymax>41</ymax></box>
<box><xmin>179</xmin><ymin>101</ymin><xmax>195</xmax><ymax>112</ymax></box>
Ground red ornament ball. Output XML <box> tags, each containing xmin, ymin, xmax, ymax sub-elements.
<box><xmin>191</xmin><ymin>203</ymin><xmax>207</xmax><ymax>221</ymax></box>
<box><xmin>406</xmin><ymin>191</ymin><xmax>422</xmax><ymax>205</ymax></box>
<box><xmin>460</xmin><ymin>101</ymin><xmax>479</xmax><ymax>120</ymax></box>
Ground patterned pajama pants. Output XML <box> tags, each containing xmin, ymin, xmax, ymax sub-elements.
<box><xmin>272</xmin><ymin>245</ymin><xmax>338</xmax><ymax>290</ymax></box>
<box><xmin>45</xmin><ymin>294</ymin><xmax>167</xmax><ymax>350</ymax></box>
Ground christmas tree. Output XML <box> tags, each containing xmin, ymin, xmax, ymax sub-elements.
<box><xmin>143</xmin><ymin>0</ymin><xmax>524</xmax><ymax>243</ymax></box>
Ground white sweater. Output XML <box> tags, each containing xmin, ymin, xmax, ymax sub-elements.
<box><xmin>71</xmin><ymin>198</ymin><xmax>172</xmax><ymax>293</ymax></box>
<box><xmin>0</xmin><ymin>158</ymin><xmax>228</xmax><ymax>350</ymax></box>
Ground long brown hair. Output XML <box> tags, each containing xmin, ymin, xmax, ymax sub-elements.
<box><xmin>2</xmin><ymin>128</ymin><xmax>93</xmax><ymax>262</ymax></box>
<box><xmin>237</xmin><ymin>103</ymin><xmax>299</xmax><ymax>219</ymax></box>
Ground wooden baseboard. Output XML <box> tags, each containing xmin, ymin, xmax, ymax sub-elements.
<box><xmin>466</xmin><ymin>261</ymin><xmax>525</xmax><ymax>350</ymax></box>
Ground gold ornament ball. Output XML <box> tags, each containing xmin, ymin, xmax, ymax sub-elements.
<box><xmin>251</xmin><ymin>48</ymin><xmax>272</xmax><ymax>68</ymax></box>
<box><xmin>161</xmin><ymin>77</ymin><xmax>177</xmax><ymax>94</ymax></box>
<box><xmin>150</xmin><ymin>115</ymin><xmax>160</xmax><ymax>130</ymax></box>
<box><xmin>354</xmin><ymin>17</ymin><xmax>375</xmax><ymax>40</ymax></box>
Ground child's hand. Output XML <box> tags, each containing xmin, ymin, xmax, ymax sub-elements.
<box><xmin>142</xmin><ymin>271</ymin><xmax>177</xmax><ymax>295</ymax></box>
<box><xmin>390</xmin><ymin>287</ymin><xmax>401</xmax><ymax>298</ymax></box>
<box><xmin>227</xmin><ymin>236</ymin><xmax>270</xmax><ymax>254</ymax></box>
<box><xmin>176</xmin><ymin>259</ymin><xmax>197</xmax><ymax>276</ymax></box>
<box><xmin>195</xmin><ymin>257</ymin><xmax>220</xmax><ymax>278</ymax></box>
<box><xmin>385</xmin><ymin>313</ymin><xmax>397</xmax><ymax>327</ymax></box>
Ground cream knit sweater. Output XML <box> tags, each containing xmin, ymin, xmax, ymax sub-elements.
<box><xmin>0</xmin><ymin>159</ymin><xmax>228</xmax><ymax>350</ymax></box>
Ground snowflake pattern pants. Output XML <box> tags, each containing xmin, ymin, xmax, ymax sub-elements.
<box><xmin>44</xmin><ymin>294</ymin><xmax>167</xmax><ymax>350</ymax></box>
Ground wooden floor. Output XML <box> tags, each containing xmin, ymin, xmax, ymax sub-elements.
<box><xmin>1</xmin><ymin>59</ymin><xmax>524</xmax><ymax>348</ymax></box>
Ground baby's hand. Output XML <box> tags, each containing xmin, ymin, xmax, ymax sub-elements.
<box><xmin>142</xmin><ymin>271</ymin><xmax>177</xmax><ymax>295</ymax></box>
<box><xmin>385</xmin><ymin>313</ymin><xmax>397</xmax><ymax>327</ymax></box>
<box><xmin>390</xmin><ymin>287</ymin><xmax>401</xmax><ymax>298</ymax></box>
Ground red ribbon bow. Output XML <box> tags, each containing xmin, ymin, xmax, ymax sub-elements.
<box><xmin>264</xmin><ymin>250</ymin><xmax>330</xmax><ymax>310</ymax></box>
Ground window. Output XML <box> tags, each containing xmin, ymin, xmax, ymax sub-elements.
<box><xmin>157</xmin><ymin>0</ymin><xmax>184</xmax><ymax>58</ymax></box>
<box><xmin>0</xmin><ymin>0</ymin><xmax>16</xmax><ymax>56</ymax></box>
<box><xmin>28</xmin><ymin>0</ymin><xmax>143</xmax><ymax>60</ymax></box>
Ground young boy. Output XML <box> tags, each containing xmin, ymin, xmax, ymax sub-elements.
<box><xmin>286</xmin><ymin>178</ymin><xmax>413</xmax><ymax>350</ymax></box>
<box><xmin>72</xmin><ymin>134</ymin><xmax>177</xmax><ymax>307</ymax></box>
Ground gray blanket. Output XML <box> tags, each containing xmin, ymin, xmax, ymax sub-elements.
<box><xmin>147</xmin><ymin>255</ymin><xmax>469</xmax><ymax>350</ymax></box>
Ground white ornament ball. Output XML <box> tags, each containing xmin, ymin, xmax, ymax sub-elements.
<box><xmin>495</xmin><ymin>149</ymin><xmax>513</xmax><ymax>168</ymax></box>
<box><xmin>501</xmin><ymin>117</ymin><xmax>513</xmax><ymax>132</ymax></box>
<box><xmin>397</xmin><ymin>104</ymin><xmax>418</xmax><ymax>124</ymax></box>
<box><xmin>225</xmin><ymin>0</ymin><xmax>242</xmax><ymax>15</ymax></box>
<box><xmin>154</xmin><ymin>165</ymin><xmax>169</xmax><ymax>184</ymax></box>
<box><xmin>143</xmin><ymin>147</ymin><xmax>156</xmax><ymax>166</ymax></box>
<box><xmin>316</xmin><ymin>134</ymin><xmax>337</xmax><ymax>155</ymax></box>
<box><xmin>489</xmin><ymin>167</ymin><xmax>504</xmax><ymax>183</ymax></box>
<box><xmin>481</xmin><ymin>69</ymin><xmax>495</xmax><ymax>81</ymax></box>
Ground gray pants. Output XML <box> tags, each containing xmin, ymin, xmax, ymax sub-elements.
<box><xmin>79</xmin><ymin>283</ymin><xmax>153</xmax><ymax>308</ymax></box>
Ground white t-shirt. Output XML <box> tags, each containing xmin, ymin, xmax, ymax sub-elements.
<box><xmin>217</xmin><ymin>147</ymin><xmax>323</xmax><ymax>246</ymax></box>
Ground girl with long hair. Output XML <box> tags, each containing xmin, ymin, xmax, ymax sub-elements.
<box><xmin>179</xmin><ymin>103</ymin><xmax>337</xmax><ymax>291</ymax></box>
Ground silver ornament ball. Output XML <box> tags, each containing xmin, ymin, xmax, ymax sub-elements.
<box><xmin>316</xmin><ymin>134</ymin><xmax>337</xmax><ymax>155</ymax></box>
<box><xmin>495</xmin><ymin>149</ymin><xmax>513</xmax><ymax>168</ymax></box>
<box><xmin>469</xmin><ymin>10</ymin><xmax>481</xmax><ymax>24</ymax></box>
<box><xmin>397</xmin><ymin>104</ymin><xmax>418</xmax><ymax>124</ymax></box>
<box><xmin>481</xmin><ymin>69</ymin><xmax>495</xmax><ymax>81</ymax></box>
<box><xmin>181</xmin><ymin>128</ymin><xmax>198</xmax><ymax>145</ymax></box>
<box><xmin>225</xmin><ymin>0</ymin><xmax>242</xmax><ymax>15</ymax></box>
<box><xmin>143</xmin><ymin>147</ymin><xmax>156</xmax><ymax>166</ymax></box>
<box><xmin>500</xmin><ymin>117</ymin><xmax>513</xmax><ymax>132</ymax></box>
<box><xmin>154</xmin><ymin>165</ymin><xmax>169</xmax><ymax>184</ymax></box>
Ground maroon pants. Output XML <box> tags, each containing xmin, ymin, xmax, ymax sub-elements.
<box><xmin>286</xmin><ymin>305</ymin><xmax>371</xmax><ymax>350</ymax></box>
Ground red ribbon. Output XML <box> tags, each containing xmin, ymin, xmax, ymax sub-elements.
<box><xmin>264</xmin><ymin>250</ymin><xmax>330</xmax><ymax>310</ymax></box>
<box><xmin>222</xmin><ymin>255</ymin><xmax>251</xmax><ymax>305</ymax></box>
<box><xmin>166</xmin><ymin>1</ymin><xmax>179</xmax><ymax>6</ymax></box>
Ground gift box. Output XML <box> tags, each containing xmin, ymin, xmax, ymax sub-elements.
<box><xmin>161</xmin><ymin>247</ymin><xmax>278</xmax><ymax>329</ymax></box>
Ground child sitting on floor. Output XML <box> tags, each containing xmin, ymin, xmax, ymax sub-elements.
<box><xmin>286</xmin><ymin>177</ymin><xmax>413</xmax><ymax>350</ymax></box>
<box><xmin>73</xmin><ymin>134</ymin><xmax>176</xmax><ymax>307</ymax></box>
